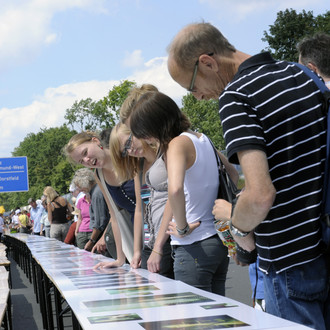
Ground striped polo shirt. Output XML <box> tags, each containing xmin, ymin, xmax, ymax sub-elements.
<box><xmin>219</xmin><ymin>52</ymin><xmax>327</xmax><ymax>273</ymax></box>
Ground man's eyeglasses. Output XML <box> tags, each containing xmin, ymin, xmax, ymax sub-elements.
<box><xmin>121</xmin><ymin>133</ymin><xmax>133</xmax><ymax>158</ymax></box>
<box><xmin>188</xmin><ymin>52</ymin><xmax>214</xmax><ymax>92</ymax></box>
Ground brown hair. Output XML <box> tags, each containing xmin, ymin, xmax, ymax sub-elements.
<box><xmin>130</xmin><ymin>91</ymin><xmax>191</xmax><ymax>155</ymax></box>
<box><xmin>297</xmin><ymin>32</ymin><xmax>330</xmax><ymax>78</ymax></box>
<box><xmin>120</xmin><ymin>84</ymin><xmax>159</xmax><ymax>123</ymax></box>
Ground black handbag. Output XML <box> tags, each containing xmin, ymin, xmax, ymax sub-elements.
<box><xmin>208</xmin><ymin>137</ymin><xmax>257</xmax><ymax>264</ymax></box>
<box><xmin>207</xmin><ymin>137</ymin><xmax>240</xmax><ymax>205</ymax></box>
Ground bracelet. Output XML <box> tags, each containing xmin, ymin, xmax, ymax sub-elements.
<box><xmin>152</xmin><ymin>249</ymin><xmax>163</xmax><ymax>256</ymax></box>
<box><xmin>89</xmin><ymin>238</ymin><xmax>97</xmax><ymax>244</ymax></box>
<box><xmin>176</xmin><ymin>223</ymin><xmax>190</xmax><ymax>236</ymax></box>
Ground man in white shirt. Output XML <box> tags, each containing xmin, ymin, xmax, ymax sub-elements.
<box><xmin>28</xmin><ymin>198</ymin><xmax>44</xmax><ymax>235</ymax></box>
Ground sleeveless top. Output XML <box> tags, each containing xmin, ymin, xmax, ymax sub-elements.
<box><xmin>51</xmin><ymin>199</ymin><xmax>68</xmax><ymax>224</ymax></box>
<box><xmin>104</xmin><ymin>179</ymin><xmax>136</xmax><ymax>222</ymax></box>
<box><xmin>141</xmin><ymin>182</ymin><xmax>151</xmax><ymax>245</ymax></box>
<box><xmin>144</xmin><ymin>156</ymin><xmax>168</xmax><ymax>248</ymax></box>
<box><xmin>170</xmin><ymin>132</ymin><xmax>218</xmax><ymax>246</ymax></box>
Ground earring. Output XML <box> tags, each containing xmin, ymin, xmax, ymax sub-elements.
<box><xmin>99</xmin><ymin>144</ymin><xmax>103</xmax><ymax>150</ymax></box>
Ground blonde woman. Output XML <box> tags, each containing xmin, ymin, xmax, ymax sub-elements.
<box><xmin>64</xmin><ymin>130</ymin><xmax>136</xmax><ymax>267</ymax></box>
<box><xmin>43</xmin><ymin>186</ymin><xmax>72</xmax><ymax>242</ymax></box>
<box><xmin>101</xmin><ymin>122</ymin><xmax>174</xmax><ymax>278</ymax></box>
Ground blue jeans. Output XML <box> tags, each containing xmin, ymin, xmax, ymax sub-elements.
<box><xmin>172</xmin><ymin>235</ymin><xmax>229</xmax><ymax>296</ymax></box>
<box><xmin>263</xmin><ymin>255</ymin><xmax>330</xmax><ymax>330</ymax></box>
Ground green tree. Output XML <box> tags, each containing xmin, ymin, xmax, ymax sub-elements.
<box><xmin>101</xmin><ymin>80</ymin><xmax>136</xmax><ymax>119</ymax></box>
<box><xmin>181</xmin><ymin>94</ymin><xmax>225</xmax><ymax>150</ymax></box>
<box><xmin>262</xmin><ymin>9</ymin><xmax>330</xmax><ymax>61</ymax></box>
<box><xmin>0</xmin><ymin>126</ymin><xmax>77</xmax><ymax>209</ymax></box>
<box><xmin>65</xmin><ymin>80</ymin><xmax>136</xmax><ymax>131</ymax></box>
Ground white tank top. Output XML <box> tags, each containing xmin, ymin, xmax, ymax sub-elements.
<box><xmin>171</xmin><ymin>132</ymin><xmax>219</xmax><ymax>246</ymax></box>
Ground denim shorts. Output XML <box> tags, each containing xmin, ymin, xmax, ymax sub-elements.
<box><xmin>172</xmin><ymin>234</ymin><xmax>229</xmax><ymax>296</ymax></box>
<box><xmin>263</xmin><ymin>255</ymin><xmax>330</xmax><ymax>330</ymax></box>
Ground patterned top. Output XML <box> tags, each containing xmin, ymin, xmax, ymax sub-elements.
<box><xmin>219</xmin><ymin>52</ymin><xmax>326</xmax><ymax>273</ymax></box>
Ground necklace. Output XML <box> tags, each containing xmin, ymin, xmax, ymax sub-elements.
<box><xmin>120</xmin><ymin>185</ymin><xmax>136</xmax><ymax>206</ymax></box>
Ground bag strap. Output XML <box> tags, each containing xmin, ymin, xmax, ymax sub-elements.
<box><xmin>294</xmin><ymin>63</ymin><xmax>330</xmax><ymax>216</ymax></box>
<box><xmin>139</xmin><ymin>158</ymin><xmax>145</xmax><ymax>246</ymax></box>
<box><xmin>206</xmin><ymin>135</ymin><xmax>230</xmax><ymax>184</ymax></box>
<box><xmin>95</xmin><ymin>168</ymin><xmax>134</xmax><ymax>262</ymax></box>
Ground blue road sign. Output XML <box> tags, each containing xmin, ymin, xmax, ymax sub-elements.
<box><xmin>0</xmin><ymin>157</ymin><xmax>29</xmax><ymax>193</ymax></box>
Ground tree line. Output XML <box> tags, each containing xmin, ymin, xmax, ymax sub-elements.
<box><xmin>0</xmin><ymin>9</ymin><xmax>328</xmax><ymax>212</ymax></box>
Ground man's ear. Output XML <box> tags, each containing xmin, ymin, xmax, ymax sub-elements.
<box><xmin>199</xmin><ymin>54</ymin><xmax>219</xmax><ymax>72</ymax></box>
<box><xmin>91</xmin><ymin>137</ymin><xmax>100</xmax><ymax>143</ymax></box>
<box><xmin>307</xmin><ymin>62</ymin><xmax>318</xmax><ymax>74</ymax></box>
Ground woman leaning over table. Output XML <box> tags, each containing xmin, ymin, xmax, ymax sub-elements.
<box><xmin>94</xmin><ymin>84</ymin><xmax>173</xmax><ymax>277</ymax></box>
<box><xmin>64</xmin><ymin>130</ymin><xmax>136</xmax><ymax>267</ymax></box>
<box><xmin>94</xmin><ymin>122</ymin><xmax>174</xmax><ymax>278</ymax></box>
<box><xmin>128</xmin><ymin>91</ymin><xmax>238</xmax><ymax>295</ymax></box>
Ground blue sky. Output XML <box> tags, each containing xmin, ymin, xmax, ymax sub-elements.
<box><xmin>0</xmin><ymin>0</ymin><xmax>328</xmax><ymax>157</ymax></box>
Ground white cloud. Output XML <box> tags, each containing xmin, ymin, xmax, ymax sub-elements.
<box><xmin>0</xmin><ymin>54</ymin><xmax>187</xmax><ymax>157</ymax></box>
<box><xmin>122</xmin><ymin>49</ymin><xmax>144</xmax><ymax>68</ymax></box>
<box><xmin>0</xmin><ymin>79</ymin><xmax>117</xmax><ymax>157</ymax></box>
<box><xmin>127</xmin><ymin>56</ymin><xmax>186</xmax><ymax>104</ymax></box>
<box><xmin>0</xmin><ymin>0</ymin><xmax>108</xmax><ymax>71</ymax></box>
<box><xmin>45</xmin><ymin>33</ymin><xmax>58</xmax><ymax>45</ymax></box>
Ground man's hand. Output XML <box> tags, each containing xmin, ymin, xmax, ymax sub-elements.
<box><xmin>231</xmin><ymin>231</ymin><xmax>255</xmax><ymax>252</ymax></box>
<box><xmin>91</xmin><ymin>235</ymin><xmax>107</xmax><ymax>253</ymax></box>
<box><xmin>84</xmin><ymin>240</ymin><xmax>94</xmax><ymax>252</ymax></box>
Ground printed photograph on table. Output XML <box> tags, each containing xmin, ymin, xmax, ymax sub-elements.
<box><xmin>88</xmin><ymin>313</ymin><xmax>142</xmax><ymax>324</ymax></box>
<box><xmin>62</xmin><ymin>268</ymin><xmax>153</xmax><ymax>289</ymax></box>
<box><xmin>139</xmin><ymin>314</ymin><xmax>249</xmax><ymax>329</ymax></box>
<box><xmin>201</xmin><ymin>303</ymin><xmax>238</xmax><ymax>310</ymax></box>
<box><xmin>63</xmin><ymin>268</ymin><xmax>128</xmax><ymax>278</ymax></box>
<box><xmin>76</xmin><ymin>276</ymin><xmax>151</xmax><ymax>290</ymax></box>
<box><xmin>106</xmin><ymin>285</ymin><xmax>160</xmax><ymax>296</ymax></box>
<box><xmin>83</xmin><ymin>292</ymin><xmax>214</xmax><ymax>313</ymax></box>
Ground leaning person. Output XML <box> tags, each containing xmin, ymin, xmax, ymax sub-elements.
<box><xmin>129</xmin><ymin>91</ymin><xmax>237</xmax><ymax>295</ymax></box>
<box><xmin>167</xmin><ymin>22</ymin><xmax>329</xmax><ymax>329</ymax></box>
<box><xmin>64</xmin><ymin>130</ymin><xmax>136</xmax><ymax>267</ymax></box>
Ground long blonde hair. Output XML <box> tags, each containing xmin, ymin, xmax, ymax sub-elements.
<box><xmin>43</xmin><ymin>186</ymin><xmax>59</xmax><ymax>203</ymax></box>
<box><xmin>63</xmin><ymin>131</ymin><xmax>101</xmax><ymax>164</ymax></box>
<box><xmin>109</xmin><ymin>123</ymin><xmax>139</xmax><ymax>183</ymax></box>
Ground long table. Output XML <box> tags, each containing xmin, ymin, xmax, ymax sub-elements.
<box><xmin>4</xmin><ymin>233</ymin><xmax>312</xmax><ymax>330</ymax></box>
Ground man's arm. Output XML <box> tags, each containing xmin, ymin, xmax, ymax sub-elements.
<box><xmin>230</xmin><ymin>149</ymin><xmax>276</xmax><ymax>251</ymax></box>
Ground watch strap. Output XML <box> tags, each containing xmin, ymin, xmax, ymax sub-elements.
<box><xmin>229</xmin><ymin>219</ymin><xmax>250</xmax><ymax>237</ymax></box>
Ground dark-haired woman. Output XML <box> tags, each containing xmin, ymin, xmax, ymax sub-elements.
<box><xmin>128</xmin><ymin>91</ymin><xmax>238</xmax><ymax>295</ymax></box>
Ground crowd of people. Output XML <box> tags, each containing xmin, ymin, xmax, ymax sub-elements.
<box><xmin>3</xmin><ymin>23</ymin><xmax>330</xmax><ymax>330</ymax></box>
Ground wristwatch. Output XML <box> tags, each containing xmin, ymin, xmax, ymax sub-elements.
<box><xmin>176</xmin><ymin>223</ymin><xmax>190</xmax><ymax>236</ymax></box>
<box><xmin>229</xmin><ymin>219</ymin><xmax>250</xmax><ymax>237</ymax></box>
<box><xmin>89</xmin><ymin>238</ymin><xmax>97</xmax><ymax>244</ymax></box>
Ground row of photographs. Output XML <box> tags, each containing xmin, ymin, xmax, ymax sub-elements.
<box><xmin>10</xmin><ymin>233</ymin><xmax>307</xmax><ymax>329</ymax></box>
